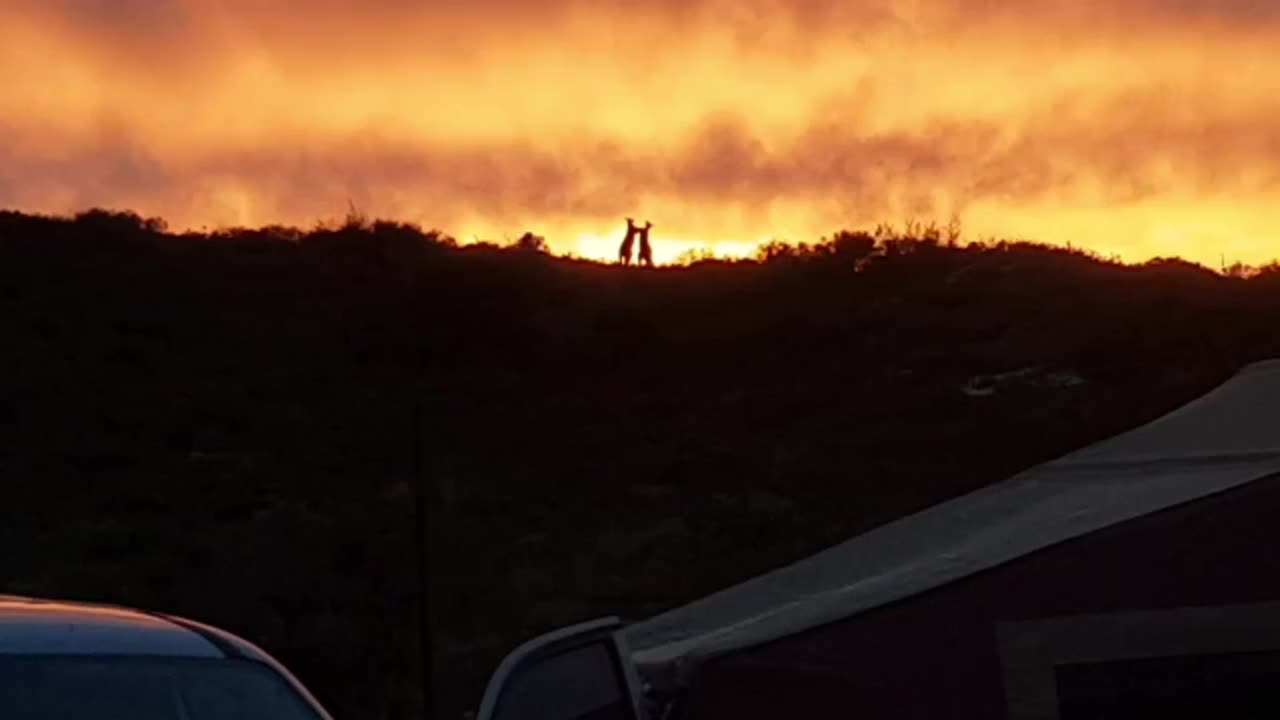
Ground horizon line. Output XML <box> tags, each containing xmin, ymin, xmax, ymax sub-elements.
<box><xmin>3</xmin><ymin>205</ymin><xmax>1278</xmax><ymax>274</ymax></box>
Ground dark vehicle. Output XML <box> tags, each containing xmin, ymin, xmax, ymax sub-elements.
<box><xmin>475</xmin><ymin>617</ymin><xmax>648</xmax><ymax>720</ymax></box>
<box><xmin>0</xmin><ymin>595</ymin><xmax>334</xmax><ymax>720</ymax></box>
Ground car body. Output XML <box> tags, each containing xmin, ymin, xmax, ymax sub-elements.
<box><xmin>0</xmin><ymin>594</ymin><xmax>334</xmax><ymax>720</ymax></box>
<box><xmin>475</xmin><ymin>617</ymin><xmax>653</xmax><ymax>720</ymax></box>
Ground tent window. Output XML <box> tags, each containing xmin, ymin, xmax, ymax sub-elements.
<box><xmin>998</xmin><ymin>602</ymin><xmax>1280</xmax><ymax>720</ymax></box>
<box><xmin>1055</xmin><ymin>651</ymin><xmax>1280</xmax><ymax>719</ymax></box>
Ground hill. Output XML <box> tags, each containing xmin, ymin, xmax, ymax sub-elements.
<box><xmin>3</xmin><ymin>208</ymin><xmax>1280</xmax><ymax>718</ymax></box>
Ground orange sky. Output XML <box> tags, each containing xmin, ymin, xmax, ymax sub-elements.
<box><xmin>4</xmin><ymin>0</ymin><xmax>1280</xmax><ymax>265</ymax></box>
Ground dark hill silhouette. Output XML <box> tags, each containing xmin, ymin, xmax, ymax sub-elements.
<box><xmin>3</xmin><ymin>207</ymin><xmax>1280</xmax><ymax>718</ymax></box>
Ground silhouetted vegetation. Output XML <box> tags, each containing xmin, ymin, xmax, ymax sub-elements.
<box><xmin>509</xmin><ymin>231</ymin><xmax>549</xmax><ymax>254</ymax></box>
<box><xmin>3</xmin><ymin>208</ymin><xmax>1280</xmax><ymax>718</ymax></box>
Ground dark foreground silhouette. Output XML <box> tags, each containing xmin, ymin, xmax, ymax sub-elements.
<box><xmin>637</xmin><ymin>221</ymin><xmax>654</xmax><ymax>267</ymax></box>
<box><xmin>3</xmin><ymin>208</ymin><xmax>1280</xmax><ymax>718</ymax></box>
<box><xmin>620</xmin><ymin>218</ymin><xmax>638</xmax><ymax>265</ymax></box>
<box><xmin>618</xmin><ymin>217</ymin><xmax>653</xmax><ymax>266</ymax></box>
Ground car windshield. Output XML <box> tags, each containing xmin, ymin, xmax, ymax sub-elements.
<box><xmin>0</xmin><ymin>655</ymin><xmax>324</xmax><ymax>720</ymax></box>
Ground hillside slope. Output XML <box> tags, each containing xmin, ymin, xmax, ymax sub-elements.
<box><xmin>3</xmin><ymin>209</ymin><xmax>1279</xmax><ymax>717</ymax></box>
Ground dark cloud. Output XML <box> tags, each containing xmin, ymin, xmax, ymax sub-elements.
<box><xmin>34</xmin><ymin>0</ymin><xmax>1276</xmax><ymax>59</ymax></box>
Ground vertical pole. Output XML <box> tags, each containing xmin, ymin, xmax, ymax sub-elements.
<box><xmin>414</xmin><ymin>398</ymin><xmax>435</xmax><ymax>720</ymax></box>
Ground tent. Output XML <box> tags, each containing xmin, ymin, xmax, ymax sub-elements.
<box><xmin>625</xmin><ymin>360</ymin><xmax>1280</xmax><ymax>719</ymax></box>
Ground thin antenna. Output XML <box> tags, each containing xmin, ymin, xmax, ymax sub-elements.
<box><xmin>413</xmin><ymin>398</ymin><xmax>436</xmax><ymax>720</ymax></box>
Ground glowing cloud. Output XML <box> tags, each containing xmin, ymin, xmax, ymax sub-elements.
<box><xmin>3</xmin><ymin>0</ymin><xmax>1280</xmax><ymax>264</ymax></box>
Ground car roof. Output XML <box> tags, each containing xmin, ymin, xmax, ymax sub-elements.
<box><xmin>0</xmin><ymin>595</ymin><xmax>236</xmax><ymax>658</ymax></box>
<box><xmin>0</xmin><ymin>596</ymin><xmax>337</xmax><ymax>719</ymax></box>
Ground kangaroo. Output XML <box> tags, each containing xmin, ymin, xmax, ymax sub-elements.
<box><xmin>637</xmin><ymin>221</ymin><xmax>654</xmax><ymax>267</ymax></box>
<box><xmin>619</xmin><ymin>218</ymin><xmax>638</xmax><ymax>265</ymax></box>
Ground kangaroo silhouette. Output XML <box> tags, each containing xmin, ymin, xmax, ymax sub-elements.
<box><xmin>637</xmin><ymin>221</ymin><xmax>654</xmax><ymax>267</ymax></box>
<box><xmin>619</xmin><ymin>218</ymin><xmax>638</xmax><ymax>265</ymax></box>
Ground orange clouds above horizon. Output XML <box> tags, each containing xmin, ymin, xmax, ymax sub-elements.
<box><xmin>3</xmin><ymin>0</ymin><xmax>1280</xmax><ymax>265</ymax></box>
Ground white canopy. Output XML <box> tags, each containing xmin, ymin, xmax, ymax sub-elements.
<box><xmin>626</xmin><ymin>360</ymin><xmax>1280</xmax><ymax>677</ymax></box>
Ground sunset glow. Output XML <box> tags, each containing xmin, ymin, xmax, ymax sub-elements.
<box><xmin>5</xmin><ymin>1</ymin><xmax>1280</xmax><ymax>265</ymax></box>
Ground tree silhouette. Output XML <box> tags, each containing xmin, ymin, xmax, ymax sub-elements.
<box><xmin>829</xmin><ymin>230</ymin><xmax>876</xmax><ymax>263</ymax></box>
<box><xmin>512</xmin><ymin>231</ymin><xmax>549</xmax><ymax>254</ymax></box>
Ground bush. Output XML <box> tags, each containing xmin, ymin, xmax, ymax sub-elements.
<box><xmin>511</xmin><ymin>231</ymin><xmax>549</xmax><ymax>254</ymax></box>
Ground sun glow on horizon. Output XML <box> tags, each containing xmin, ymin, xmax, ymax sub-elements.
<box><xmin>563</xmin><ymin>231</ymin><xmax>765</xmax><ymax>265</ymax></box>
<box><xmin>4</xmin><ymin>0</ymin><xmax>1280</xmax><ymax>268</ymax></box>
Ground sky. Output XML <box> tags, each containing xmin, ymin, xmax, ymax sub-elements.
<box><xmin>3</xmin><ymin>0</ymin><xmax>1280</xmax><ymax>265</ymax></box>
